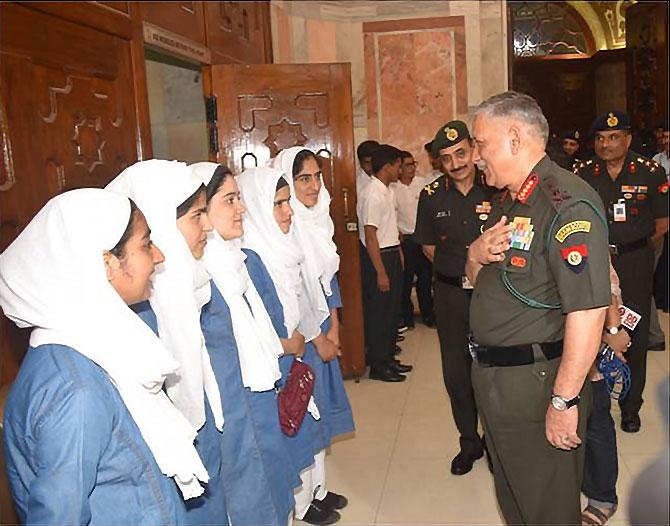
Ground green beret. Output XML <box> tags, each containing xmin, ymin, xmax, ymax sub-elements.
<box><xmin>431</xmin><ymin>120</ymin><xmax>470</xmax><ymax>157</ymax></box>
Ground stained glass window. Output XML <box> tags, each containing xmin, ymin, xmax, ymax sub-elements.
<box><xmin>511</xmin><ymin>1</ymin><xmax>592</xmax><ymax>57</ymax></box>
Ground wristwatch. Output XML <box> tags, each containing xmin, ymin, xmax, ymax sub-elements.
<box><xmin>550</xmin><ymin>393</ymin><xmax>580</xmax><ymax>411</ymax></box>
<box><xmin>606</xmin><ymin>325</ymin><xmax>622</xmax><ymax>335</ymax></box>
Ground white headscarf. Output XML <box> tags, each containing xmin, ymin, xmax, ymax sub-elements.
<box><xmin>190</xmin><ymin>162</ymin><xmax>281</xmax><ymax>391</ymax></box>
<box><xmin>272</xmin><ymin>147</ymin><xmax>340</xmax><ymax>303</ymax></box>
<box><xmin>0</xmin><ymin>189</ymin><xmax>208</xmax><ymax>499</ymax></box>
<box><xmin>236</xmin><ymin>166</ymin><xmax>321</xmax><ymax>341</ymax></box>
<box><xmin>106</xmin><ymin>160</ymin><xmax>224</xmax><ymax>432</ymax></box>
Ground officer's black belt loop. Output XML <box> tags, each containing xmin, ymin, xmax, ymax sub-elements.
<box><xmin>435</xmin><ymin>272</ymin><xmax>465</xmax><ymax>288</ymax></box>
<box><xmin>608</xmin><ymin>237</ymin><xmax>650</xmax><ymax>257</ymax></box>
<box><xmin>472</xmin><ymin>340</ymin><xmax>563</xmax><ymax>367</ymax></box>
<box><xmin>380</xmin><ymin>245</ymin><xmax>400</xmax><ymax>253</ymax></box>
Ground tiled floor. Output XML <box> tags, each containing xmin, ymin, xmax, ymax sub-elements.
<box><xmin>320</xmin><ymin>312</ymin><xmax>669</xmax><ymax>526</ymax></box>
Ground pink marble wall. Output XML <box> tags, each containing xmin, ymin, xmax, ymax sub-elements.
<box><xmin>306</xmin><ymin>18</ymin><xmax>338</xmax><ymax>63</ymax></box>
<box><xmin>363</xmin><ymin>18</ymin><xmax>468</xmax><ymax>176</ymax></box>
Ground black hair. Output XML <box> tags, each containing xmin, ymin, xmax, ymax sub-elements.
<box><xmin>371</xmin><ymin>144</ymin><xmax>403</xmax><ymax>174</ymax></box>
<box><xmin>176</xmin><ymin>184</ymin><xmax>206</xmax><ymax>218</ymax></box>
<box><xmin>400</xmin><ymin>150</ymin><xmax>413</xmax><ymax>160</ymax></box>
<box><xmin>356</xmin><ymin>140</ymin><xmax>379</xmax><ymax>162</ymax></box>
<box><xmin>423</xmin><ymin>141</ymin><xmax>433</xmax><ymax>153</ymax></box>
<box><xmin>205</xmin><ymin>165</ymin><xmax>234</xmax><ymax>203</ymax></box>
<box><xmin>292</xmin><ymin>149</ymin><xmax>318</xmax><ymax>178</ymax></box>
<box><xmin>276</xmin><ymin>176</ymin><xmax>289</xmax><ymax>192</ymax></box>
<box><xmin>110</xmin><ymin>199</ymin><xmax>140</xmax><ymax>259</ymax></box>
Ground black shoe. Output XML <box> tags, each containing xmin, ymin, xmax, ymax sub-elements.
<box><xmin>648</xmin><ymin>341</ymin><xmax>666</xmax><ymax>351</ymax></box>
<box><xmin>621</xmin><ymin>414</ymin><xmax>641</xmax><ymax>433</ymax></box>
<box><xmin>396</xmin><ymin>334</ymin><xmax>405</xmax><ymax>342</ymax></box>
<box><xmin>369</xmin><ymin>366</ymin><xmax>406</xmax><ymax>382</ymax></box>
<box><xmin>450</xmin><ymin>450</ymin><xmax>483</xmax><ymax>475</ymax></box>
<box><xmin>422</xmin><ymin>316</ymin><xmax>436</xmax><ymax>328</ymax></box>
<box><xmin>391</xmin><ymin>360</ymin><xmax>413</xmax><ymax>373</ymax></box>
<box><xmin>393</xmin><ymin>345</ymin><xmax>402</xmax><ymax>356</ymax></box>
<box><xmin>313</xmin><ymin>491</ymin><xmax>348</xmax><ymax>510</ymax></box>
<box><xmin>301</xmin><ymin>503</ymin><xmax>340</xmax><ymax>525</ymax></box>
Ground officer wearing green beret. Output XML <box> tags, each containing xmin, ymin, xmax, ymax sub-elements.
<box><xmin>466</xmin><ymin>92</ymin><xmax>611</xmax><ymax>525</ymax></box>
<box><xmin>414</xmin><ymin>120</ymin><xmax>494</xmax><ymax>475</ymax></box>
<box><xmin>575</xmin><ymin>110</ymin><xmax>669</xmax><ymax>433</ymax></box>
<box><xmin>560</xmin><ymin>128</ymin><xmax>582</xmax><ymax>168</ymax></box>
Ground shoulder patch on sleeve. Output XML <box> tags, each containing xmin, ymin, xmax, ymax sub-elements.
<box><xmin>555</xmin><ymin>220</ymin><xmax>592</xmax><ymax>243</ymax></box>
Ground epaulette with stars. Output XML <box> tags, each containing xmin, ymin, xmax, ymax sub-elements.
<box><xmin>573</xmin><ymin>158</ymin><xmax>593</xmax><ymax>174</ymax></box>
<box><xmin>633</xmin><ymin>156</ymin><xmax>660</xmax><ymax>173</ymax></box>
<box><xmin>422</xmin><ymin>180</ymin><xmax>440</xmax><ymax>197</ymax></box>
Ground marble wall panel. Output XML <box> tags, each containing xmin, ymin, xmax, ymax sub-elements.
<box><xmin>363</xmin><ymin>19</ymin><xmax>467</xmax><ymax>173</ymax></box>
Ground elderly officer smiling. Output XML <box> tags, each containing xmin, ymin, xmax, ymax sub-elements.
<box><xmin>465</xmin><ymin>91</ymin><xmax>611</xmax><ymax>526</ymax></box>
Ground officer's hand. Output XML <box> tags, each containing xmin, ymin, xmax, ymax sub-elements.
<box><xmin>468</xmin><ymin>216</ymin><xmax>514</xmax><ymax>265</ymax></box>
<box><xmin>546</xmin><ymin>406</ymin><xmax>581</xmax><ymax>450</ymax></box>
<box><xmin>377</xmin><ymin>271</ymin><xmax>390</xmax><ymax>292</ymax></box>
<box><xmin>603</xmin><ymin>330</ymin><xmax>631</xmax><ymax>361</ymax></box>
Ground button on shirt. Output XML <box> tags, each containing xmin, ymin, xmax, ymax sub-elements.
<box><xmin>577</xmin><ymin>151</ymin><xmax>669</xmax><ymax>245</ymax></box>
<box><xmin>357</xmin><ymin>176</ymin><xmax>400</xmax><ymax>248</ymax></box>
<box><xmin>392</xmin><ymin>176</ymin><xmax>429</xmax><ymax>235</ymax></box>
<box><xmin>414</xmin><ymin>173</ymin><xmax>495</xmax><ymax>277</ymax></box>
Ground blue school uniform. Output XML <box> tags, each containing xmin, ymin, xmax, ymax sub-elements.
<box><xmin>134</xmin><ymin>302</ymin><xmax>227</xmax><ymax>526</ymax></box>
<box><xmin>243</xmin><ymin>248</ymin><xmax>325</xmax><ymax>469</ymax></box>
<box><xmin>311</xmin><ymin>277</ymin><xmax>355</xmax><ymax>441</ymax></box>
<box><xmin>3</xmin><ymin>344</ymin><xmax>186</xmax><ymax>526</ymax></box>
<box><xmin>200</xmin><ymin>282</ymin><xmax>297</xmax><ymax>526</ymax></box>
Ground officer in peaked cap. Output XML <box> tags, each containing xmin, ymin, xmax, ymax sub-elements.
<box><xmin>414</xmin><ymin>120</ymin><xmax>494</xmax><ymax>476</ymax></box>
<box><xmin>576</xmin><ymin>110</ymin><xmax>669</xmax><ymax>433</ymax></box>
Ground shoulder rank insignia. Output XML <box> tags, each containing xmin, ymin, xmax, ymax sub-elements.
<box><xmin>517</xmin><ymin>173</ymin><xmax>539</xmax><ymax>204</ymax></box>
<box><xmin>424</xmin><ymin>180</ymin><xmax>439</xmax><ymax>196</ymax></box>
<box><xmin>629</xmin><ymin>160</ymin><xmax>637</xmax><ymax>173</ymax></box>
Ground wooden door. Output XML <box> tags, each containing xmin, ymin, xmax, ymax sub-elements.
<box><xmin>0</xmin><ymin>2</ymin><xmax>145</xmax><ymax>387</ymax></box>
<box><xmin>206</xmin><ymin>63</ymin><xmax>364</xmax><ymax>378</ymax></box>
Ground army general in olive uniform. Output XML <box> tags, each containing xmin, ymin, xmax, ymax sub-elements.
<box><xmin>414</xmin><ymin>121</ymin><xmax>495</xmax><ymax>476</ymax></box>
<box><xmin>575</xmin><ymin>111</ymin><xmax>669</xmax><ymax>433</ymax></box>
<box><xmin>466</xmin><ymin>92</ymin><xmax>611</xmax><ymax>525</ymax></box>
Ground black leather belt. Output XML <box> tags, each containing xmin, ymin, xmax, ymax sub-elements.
<box><xmin>470</xmin><ymin>340</ymin><xmax>563</xmax><ymax>367</ymax></box>
<box><xmin>608</xmin><ymin>238</ymin><xmax>649</xmax><ymax>256</ymax></box>
<box><xmin>380</xmin><ymin>245</ymin><xmax>400</xmax><ymax>253</ymax></box>
<box><xmin>435</xmin><ymin>272</ymin><xmax>462</xmax><ymax>287</ymax></box>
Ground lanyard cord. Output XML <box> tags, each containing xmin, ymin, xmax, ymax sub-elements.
<box><xmin>500</xmin><ymin>198</ymin><xmax>609</xmax><ymax>310</ymax></box>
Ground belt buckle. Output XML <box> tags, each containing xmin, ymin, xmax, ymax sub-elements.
<box><xmin>608</xmin><ymin>244</ymin><xmax>619</xmax><ymax>256</ymax></box>
<box><xmin>467</xmin><ymin>337</ymin><xmax>478</xmax><ymax>360</ymax></box>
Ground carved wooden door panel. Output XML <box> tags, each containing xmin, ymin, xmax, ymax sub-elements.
<box><xmin>207</xmin><ymin>63</ymin><xmax>364</xmax><ymax>378</ymax></box>
<box><xmin>0</xmin><ymin>3</ymin><xmax>141</xmax><ymax>388</ymax></box>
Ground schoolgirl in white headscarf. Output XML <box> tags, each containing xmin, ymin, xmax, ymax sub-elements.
<box><xmin>0</xmin><ymin>189</ymin><xmax>208</xmax><ymax>525</ymax></box>
<box><xmin>107</xmin><ymin>160</ymin><xmax>228</xmax><ymax>524</ymax></box>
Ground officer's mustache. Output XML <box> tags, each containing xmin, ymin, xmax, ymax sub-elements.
<box><xmin>449</xmin><ymin>165</ymin><xmax>467</xmax><ymax>175</ymax></box>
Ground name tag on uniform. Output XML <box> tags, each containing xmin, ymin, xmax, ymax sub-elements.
<box><xmin>462</xmin><ymin>276</ymin><xmax>474</xmax><ymax>290</ymax></box>
<box><xmin>435</xmin><ymin>210</ymin><xmax>450</xmax><ymax>218</ymax></box>
<box><xmin>613</xmin><ymin>200</ymin><xmax>626</xmax><ymax>222</ymax></box>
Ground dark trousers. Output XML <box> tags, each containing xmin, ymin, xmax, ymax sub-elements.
<box><xmin>612</xmin><ymin>245</ymin><xmax>654</xmax><ymax>416</ymax></box>
<box><xmin>472</xmin><ymin>357</ymin><xmax>591</xmax><ymax>526</ymax></box>
<box><xmin>359</xmin><ymin>240</ymin><xmax>373</xmax><ymax>350</ymax></box>
<box><xmin>583</xmin><ymin>379</ymin><xmax>618</xmax><ymax>505</ymax></box>
<box><xmin>654</xmin><ymin>233</ymin><xmax>668</xmax><ymax>310</ymax></box>
<box><xmin>362</xmin><ymin>248</ymin><xmax>402</xmax><ymax>369</ymax></box>
<box><xmin>433</xmin><ymin>279</ymin><xmax>481</xmax><ymax>456</ymax></box>
<box><xmin>400</xmin><ymin>237</ymin><xmax>433</xmax><ymax>324</ymax></box>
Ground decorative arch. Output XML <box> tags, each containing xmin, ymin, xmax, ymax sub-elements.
<box><xmin>511</xmin><ymin>1</ymin><xmax>596</xmax><ymax>57</ymax></box>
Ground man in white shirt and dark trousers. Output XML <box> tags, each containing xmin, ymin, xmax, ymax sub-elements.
<box><xmin>358</xmin><ymin>144</ymin><xmax>413</xmax><ymax>382</ymax></box>
<box><xmin>393</xmin><ymin>150</ymin><xmax>435</xmax><ymax>329</ymax></box>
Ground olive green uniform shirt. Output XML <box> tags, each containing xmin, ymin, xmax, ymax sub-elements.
<box><xmin>470</xmin><ymin>155</ymin><xmax>611</xmax><ymax>347</ymax></box>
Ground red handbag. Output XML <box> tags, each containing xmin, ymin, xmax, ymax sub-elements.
<box><xmin>278</xmin><ymin>358</ymin><xmax>315</xmax><ymax>437</ymax></box>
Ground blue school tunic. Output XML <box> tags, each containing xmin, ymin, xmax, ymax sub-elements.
<box><xmin>243</xmin><ymin>248</ymin><xmax>326</xmax><ymax>469</ymax></box>
<box><xmin>200</xmin><ymin>282</ymin><xmax>297</xmax><ymax>526</ymax></box>
<box><xmin>133</xmin><ymin>302</ymin><xmax>227</xmax><ymax>526</ymax></box>
<box><xmin>3</xmin><ymin>344</ymin><xmax>186</xmax><ymax>526</ymax></box>
<box><xmin>312</xmin><ymin>277</ymin><xmax>355</xmax><ymax>441</ymax></box>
